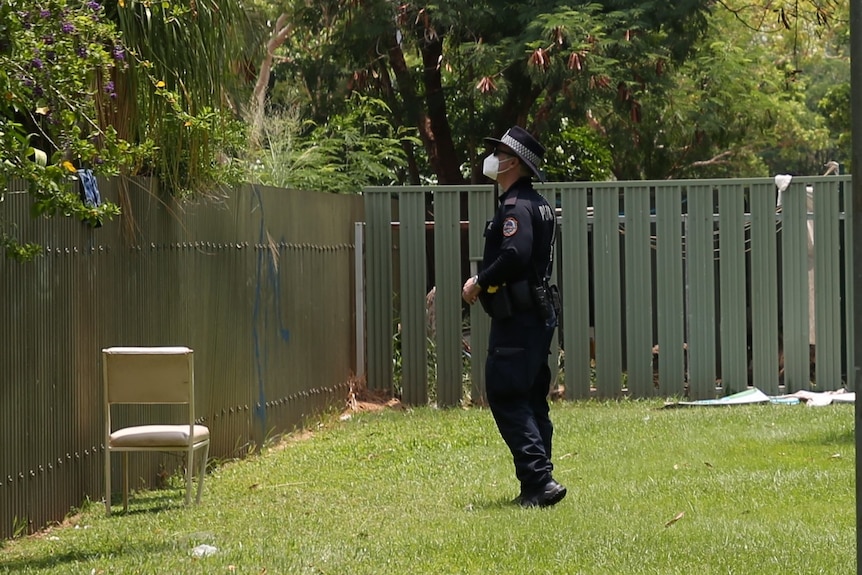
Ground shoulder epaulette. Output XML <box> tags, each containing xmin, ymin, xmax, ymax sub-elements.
<box><xmin>503</xmin><ymin>189</ymin><xmax>519</xmax><ymax>206</ymax></box>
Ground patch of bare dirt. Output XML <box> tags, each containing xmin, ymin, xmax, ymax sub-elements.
<box><xmin>344</xmin><ymin>375</ymin><xmax>403</xmax><ymax>415</ymax></box>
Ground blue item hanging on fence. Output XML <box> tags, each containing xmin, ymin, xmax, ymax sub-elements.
<box><xmin>77</xmin><ymin>168</ymin><xmax>103</xmax><ymax>228</ymax></box>
<box><xmin>77</xmin><ymin>168</ymin><xmax>102</xmax><ymax>208</ymax></box>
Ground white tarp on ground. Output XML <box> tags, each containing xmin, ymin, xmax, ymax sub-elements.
<box><xmin>775</xmin><ymin>388</ymin><xmax>856</xmax><ymax>406</ymax></box>
<box><xmin>667</xmin><ymin>388</ymin><xmax>855</xmax><ymax>408</ymax></box>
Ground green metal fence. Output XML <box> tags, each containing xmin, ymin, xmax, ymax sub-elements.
<box><xmin>363</xmin><ymin>176</ymin><xmax>853</xmax><ymax>404</ymax></box>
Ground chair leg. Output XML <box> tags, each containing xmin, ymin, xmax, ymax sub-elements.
<box><xmin>185</xmin><ymin>448</ymin><xmax>194</xmax><ymax>505</ymax></box>
<box><xmin>105</xmin><ymin>450</ymin><xmax>112</xmax><ymax>516</ymax></box>
<box><xmin>122</xmin><ymin>452</ymin><xmax>129</xmax><ymax>512</ymax></box>
<box><xmin>195</xmin><ymin>443</ymin><xmax>210</xmax><ymax>504</ymax></box>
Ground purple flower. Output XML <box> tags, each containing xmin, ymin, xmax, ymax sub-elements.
<box><xmin>42</xmin><ymin>35</ymin><xmax>55</xmax><ymax>45</ymax></box>
<box><xmin>112</xmin><ymin>45</ymin><xmax>125</xmax><ymax>61</ymax></box>
<box><xmin>61</xmin><ymin>22</ymin><xmax>75</xmax><ymax>34</ymax></box>
<box><xmin>87</xmin><ymin>1</ymin><xmax>101</xmax><ymax>10</ymax></box>
<box><xmin>40</xmin><ymin>9</ymin><xmax>51</xmax><ymax>18</ymax></box>
<box><xmin>31</xmin><ymin>58</ymin><xmax>43</xmax><ymax>69</ymax></box>
<box><xmin>104</xmin><ymin>81</ymin><xmax>116</xmax><ymax>99</ymax></box>
<box><xmin>77</xmin><ymin>47</ymin><xmax>88</xmax><ymax>58</ymax></box>
<box><xmin>33</xmin><ymin>86</ymin><xmax>43</xmax><ymax>97</ymax></box>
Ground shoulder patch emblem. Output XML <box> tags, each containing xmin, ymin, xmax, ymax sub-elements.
<box><xmin>502</xmin><ymin>217</ymin><xmax>518</xmax><ymax>237</ymax></box>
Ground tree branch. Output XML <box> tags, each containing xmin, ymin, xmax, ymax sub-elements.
<box><xmin>689</xmin><ymin>150</ymin><xmax>734</xmax><ymax>168</ymax></box>
<box><xmin>249</xmin><ymin>14</ymin><xmax>293</xmax><ymax>146</ymax></box>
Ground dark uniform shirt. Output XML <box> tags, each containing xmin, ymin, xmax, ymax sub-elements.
<box><xmin>477</xmin><ymin>176</ymin><xmax>555</xmax><ymax>289</ymax></box>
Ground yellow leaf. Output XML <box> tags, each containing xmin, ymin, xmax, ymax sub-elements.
<box><xmin>184</xmin><ymin>121</ymin><xmax>192</xmax><ymax>127</ymax></box>
<box><xmin>35</xmin><ymin>106</ymin><xmax>50</xmax><ymax>115</ymax></box>
<box><xmin>62</xmin><ymin>161</ymin><xmax>77</xmax><ymax>173</ymax></box>
<box><xmin>119</xmin><ymin>0</ymin><xmax>125</xmax><ymax>6</ymax></box>
<box><xmin>156</xmin><ymin>80</ymin><xmax>165</xmax><ymax>88</ymax></box>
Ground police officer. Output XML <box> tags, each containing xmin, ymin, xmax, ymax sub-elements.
<box><xmin>461</xmin><ymin>126</ymin><xmax>565</xmax><ymax>508</ymax></box>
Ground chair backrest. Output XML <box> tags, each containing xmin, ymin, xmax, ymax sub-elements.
<box><xmin>103</xmin><ymin>347</ymin><xmax>194</xmax><ymax>405</ymax></box>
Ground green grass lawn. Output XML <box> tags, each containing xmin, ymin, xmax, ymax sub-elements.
<box><xmin>0</xmin><ymin>400</ymin><xmax>855</xmax><ymax>574</ymax></box>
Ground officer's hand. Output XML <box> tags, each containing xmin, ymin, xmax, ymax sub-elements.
<box><xmin>461</xmin><ymin>276</ymin><xmax>481</xmax><ymax>305</ymax></box>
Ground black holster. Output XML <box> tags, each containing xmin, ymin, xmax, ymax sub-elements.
<box><xmin>479</xmin><ymin>279</ymin><xmax>544</xmax><ymax>320</ymax></box>
<box><xmin>530</xmin><ymin>282</ymin><xmax>561</xmax><ymax>321</ymax></box>
<box><xmin>479</xmin><ymin>288</ymin><xmax>513</xmax><ymax>319</ymax></box>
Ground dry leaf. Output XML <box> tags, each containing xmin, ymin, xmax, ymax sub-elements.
<box><xmin>665</xmin><ymin>512</ymin><xmax>685</xmax><ymax>527</ymax></box>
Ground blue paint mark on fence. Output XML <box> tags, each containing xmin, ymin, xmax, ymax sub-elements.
<box><xmin>250</xmin><ymin>186</ymin><xmax>293</xmax><ymax>435</ymax></box>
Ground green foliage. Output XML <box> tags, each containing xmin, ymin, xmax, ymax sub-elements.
<box><xmin>112</xmin><ymin>0</ymin><xmax>254</xmax><ymax>197</ymax></box>
<box><xmin>251</xmin><ymin>94</ymin><xmax>415</xmax><ymax>193</ymax></box>
<box><xmin>585</xmin><ymin>2</ymin><xmax>845</xmax><ymax>179</ymax></box>
<box><xmin>0</xmin><ymin>234</ymin><xmax>42</xmax><ymax>262</ymax></box>
<box><xmin>818</xmin><ymin>82</ymin><xmax>851</xmax><ymax>170</ymax></box>
<box><xmin>259</xmin><ymin>0</ymin><xmax>715</xmax><ymax>184</ymax></box>
<box><xmin>0</xmin><ymin>0</ymin><xmax>137</xmax><ymax>257</ymax></box>
<box><xmin>543</xmin><ymin>119</ymin><xmax>613</xmax><ymax>181</ymax></box>
<box><xmin>258</xmin><ymin>0</ymin><xmax>847</xmax><ymax>183</ymax></box>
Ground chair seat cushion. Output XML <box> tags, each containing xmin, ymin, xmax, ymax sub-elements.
<box><xmin>109</xmin><ymin>424</ymin><xmax>210</xmax><ymax>448</ymax></box>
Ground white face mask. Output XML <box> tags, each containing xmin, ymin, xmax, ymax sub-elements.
<box><xmin>482</xmin><ymin>154</ymin><xmax>514</xmax><ymax>181</ymax></box>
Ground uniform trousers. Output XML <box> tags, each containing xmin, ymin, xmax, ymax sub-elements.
<box><xmin>485</xmin><ymin>309</ymin><xmax>557</xmax><ymax>491</ymax></box>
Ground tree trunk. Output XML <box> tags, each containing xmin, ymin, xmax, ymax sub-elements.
<box><xmin>248</xmin><ymin>14</ymin><xmax>293</xmax><ymax>147</ymax></box>
<box><xmin>380</xmin><ymin>42</ymin><xmax>420</xmax><ymax>185</ymax></box>
<box><xmin>418</xmin><ymin>33</ymin><xmax>464</xmax><ymax>184</ymax></box>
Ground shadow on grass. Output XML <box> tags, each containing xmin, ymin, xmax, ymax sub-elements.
<box><xmin>107</xmin><ymin>490</ymin><xmax>189</xmax><ymax>516</ymax></box>
<box><xmin>0</xmin><ymin>492</ymin><xmax>194</xmax><ymax>572</ymax></box>
<box><xmin>0</xmin><ymin>538</ymin><xmax>174</xmax><ymax>572</ymax></box>
<box><xmin>468</xmin><ymin>495</ymin><xmax>564</xmax><ymax>511</ymax></box>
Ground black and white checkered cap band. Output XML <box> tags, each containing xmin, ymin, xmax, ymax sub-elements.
<box><xmin>501</xmin><ymin>133</ymin><xmax>542</xmax><ymax>167</ymax></box>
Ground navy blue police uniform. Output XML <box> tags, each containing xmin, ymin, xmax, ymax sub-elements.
<box><xmin>476</xmin><ymin>175</ymin><xmax>559</xmax><ymax>501</ymax></box>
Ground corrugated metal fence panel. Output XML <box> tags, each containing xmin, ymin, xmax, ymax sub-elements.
<box><xmin>241</xmin><ymin>185</ymin><xmax>361</xmax><ymax>442</ymax></box>
<box><xmin>467</xmin><ymin>187</ymin><xmax>495</xmax><ymax>404</ymax></box>
<box><xmin>558</xmin><ymin>186</ymin><xmax>591</xmax><ymax>399</ymax></box>
<box><xmin>749</xmin><ymin>183</ymin><xmax>781</xmax><ymax>392</ymax></box>
<box><xmin>781</xmin><ymin>182</ymin><xmax>812</xmax><ymax>391</ymax></box>
<box><xmin>398</xmin><ymin>190</ymin><xmax>428</xmax><ymax>405</ymax></box>
<box><xmin>654</xmin><ymin>184</ymin><xmax>686</xmax><ymax>393</ymax></box>
<box><xmin>813</xmin><ymin>179</ymin><xmax>843</xmax><ymax>388</ymax></box>
<box><xmin>433</xmin><ymin>189</ymin><xmax>463</xmax><ymax>407</ymax></box>
<box><xmin>718</xmin><ymin>184</ymin><xmax>748</xmax><ymax>391</ymax></box>
<box><xmin>592</xmin><ymin>184</ymin><xmax>624</xmax><ymax>396</ymax></box>
<box><xmin>364</xmin><ymin>177</ymin><xmax>853</xmax><ymax>405</ymax></box>
<box><xmin>686</xmin><ymin>184</ymin><xmax>718</xmax><ymax>397</ymax></box>
<box><xmin>1</xmin><ymin>179</ymin><xmax>361</xmax><ymax>539</ymax></box>
<box><xmin>363</xmin><ymin>190</ymin><xmax>393</xmax><ymax>391</ymax></box>
<box><xmin>623</xmin><ymin>185</ymin><xmax>655</xmax><ymax>397</ymax></box>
